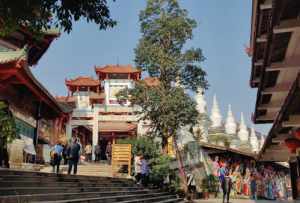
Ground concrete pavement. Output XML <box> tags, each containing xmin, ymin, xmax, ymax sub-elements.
<box><xmin>194</xmin><ymin>199</ymin><xmax>300</xmax><ymax>203</ymax></box>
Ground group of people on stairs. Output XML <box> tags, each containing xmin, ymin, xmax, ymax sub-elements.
<box><xmin>50</xmin><ymin>136</ymin><xmax>81</xmax><ymax>175</ymax></box>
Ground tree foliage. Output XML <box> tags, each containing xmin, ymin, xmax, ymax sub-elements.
<box><xmin>135</xmin><ymin>0</ymin><xmax>208</xmax><ymax>91</ymax></box>
<box><xmin>118</xmin><ymin>0</ymin><xmax>208</xmax><ymax>148</ymax></box>
<box><xmin>0</xmin><ymin>0</ymin><xmax>116</xmax><ymax>36</ymax></box>
<box><xmin>117</xmin><ymin>136</ymin><xmax>160</xmax><ymax>160</ymax></box>
<box><xmin>0</xmin><ymin>101</ymin><xmax>17</xmax><ymax>144</ymax></box>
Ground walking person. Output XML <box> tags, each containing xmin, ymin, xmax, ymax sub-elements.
<box><xmin>222</xmin><ymin>171</ymin><xmax>232</xmax><ymax>203</ymax></box>
<box><xmin>62</xmin><ymin>143</ymin><xmax>68</xmax><ymax>165</ymax></box>
<box><xmin>94</xmin><ymin>143</ymin><xmax>101</xmax><ymax>162</ymax></box>
<box><xmin>134</xmin><ymin>152</ymin><xmax>142</xmax><ymax>184</ymax></box>
<box><xmin>140</xmin><ymin>156</ymin><xmax>150</xmax><ymax>187</ymax></box>
<box><xmin>106</xmin><ymin>141</ymin><xmax>112</xmax><ymax>165</ymax></box>
<box><xmin>67</xmin><ymin>137</ymin><xmax>81</xmax><ymax>175</ymax></box>
<box><xmin>187</xmin><ymin>168</ymin><xmax>197</xmax><ymax>200</ymax></box>
<box><xmin>51</xmin><ymin>142</ymin><xmax>63</xmax><ymax>174</ymax></box>
<box><xmin>85</xmin><ymin>143</ymin><xmax>92</xmax><ymax>162</ymax></box>
<box><xmin>250</xmin><ymin>173</ymin><xmax>257</xmax><ymax>200</ymax></box>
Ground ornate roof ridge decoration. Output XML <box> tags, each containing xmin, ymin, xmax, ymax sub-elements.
<box><xmin>238</xmin><ymin>112</ymin><xmax>249</xmax><ymax>142</ymax></box>
<box><xmin>210</xmin><ymin>94</ymin><xmax>222</xmax><ymax>128</ymax></box>
<box><xmin>95</xmin><ymin>64</ymin><xmax>141</xmax><ymax>74</ymax></box>
<box><xmin>225</xmin><ymin>104</ymin><xmax>237</xmax><ymax>135</ymax></box>
<box><xmin>0</xmin><ymin>46</ymin><xmax>27</xmax><ymax>64</ymax></box>
<box><xmin>65</xmin><ymin>76</ymin><xmax>100</xmax><ymax>86</ymax></box>
<box><xmin>250</xmin><ymin>126</ymin><xmax>259</xmax><ymax>152</ymax></box>
<box><xmin>260</xmin><ymin>135</ymin><xmax>265</xmax><ymax>150</ymax></box>
<box><xmin>195</xmin><ymin>87</ymin><xmax>207</xmax><ymax>114</ymax></box>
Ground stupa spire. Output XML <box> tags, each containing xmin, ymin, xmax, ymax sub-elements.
<box><xmin>250</xmin><ymin>127</ymin><xmax>259</xmax><ymax>152</ymax></box>
<box><xmin>225</xmin><ymin>104</ymin><xmax>237</xmax><ymax>134</ymax></box>
<box><xmin>238</xmin><ymin>112</ymin><xmax>249</xmax><ymax>142</ymax></box>
<box><xmin>210</xmin><ymin>94</ymin><xmax>222</xmax><ymax>128</ymax></box>
<box><xmin>260</xmin><ymin>135</ymin><xmax>265</xmax><ymax>149</ymax></box>
<box><xmin>195</xmin><ymin>88</ymin><xmax>207</xmax><ymax>114</ymax></box>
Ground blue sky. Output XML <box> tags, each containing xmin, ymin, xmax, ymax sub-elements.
<box><xmin>32</xmin><ymin>0</ymin><xmax>271</xmax><ymax>134</ymax></box>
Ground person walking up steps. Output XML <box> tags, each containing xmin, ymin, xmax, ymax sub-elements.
<box><xmin>51</xmin><ymin>141</ymin><xmax>63</xmax><ymax>174</ymax></box>
<box><xmin>140</xmin><ymin>156</ymin><xmax>150</xmax><ymax>187</ymax></box>
<box><xmin>134</xmin><ymin>152</ymin><xmax>142</xmax><ymax>185</ymax></box>
<box><xmin>67</xmin><ymin>137</ymin><xmax>81</xmax><ymax>175</ymax></box>
<box><xmin>106</xmin><ymin>141</ymin><xmax>112</xmax><ymax>165</ymax></box>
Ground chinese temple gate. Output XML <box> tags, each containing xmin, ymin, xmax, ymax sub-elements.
<box><xmin>57</xmin><ymin>65</ymin><xmax>142</xmax><ymax>160</ymax></box>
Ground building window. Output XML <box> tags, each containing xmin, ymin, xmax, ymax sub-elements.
<box><xmin>15</xmin><ymin>118</ymin><xmax>35</xmax><ymax>139</ymax></box>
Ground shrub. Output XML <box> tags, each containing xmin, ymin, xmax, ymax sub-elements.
<box><xmin>117</xmin><ymin>136</ymin><xmax>160</xmax><ymax>160</ymax></box>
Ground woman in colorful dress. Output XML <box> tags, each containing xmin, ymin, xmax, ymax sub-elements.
<box><xmin>243</xmin><ymin>168</ymin><xmax>251</xmax><ymax>196</ymax></box>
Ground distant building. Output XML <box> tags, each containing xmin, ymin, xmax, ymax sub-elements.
<box><xmin>57</xmin><ymin>65</ymin><xmax>153</xmax><ymax>160</ymax></box>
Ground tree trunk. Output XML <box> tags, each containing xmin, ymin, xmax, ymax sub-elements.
<box><xmin>162</xmin><ymin>136</ymin><xmax>168</xmax><ymax>154</ymax></box>
<box><xmin>173</xmin><ymin>137</ymin><xmax>189</xmax><ymax>199</ymax></box>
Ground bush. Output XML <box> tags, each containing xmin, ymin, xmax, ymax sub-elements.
<box><xmin>149</xmin><ymin>155</ymin><xmax>173</xmax><ymax>187</ymax></box>
<box><xmin>117</xmin><ymin>137</ymin><xmax>160</xmax><ymax>159</ymax></box>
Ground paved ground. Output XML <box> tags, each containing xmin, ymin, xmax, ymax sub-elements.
<box><xmin>194</xmin><ymin>199</ymin><xmax>300</xmax><ymax>203</ymax></box>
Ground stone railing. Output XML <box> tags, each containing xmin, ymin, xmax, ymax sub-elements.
<box><xmin>95</xmin><ymin>104</ymin><xmax>141</xmax><ymax>113</ymax></box>
<box><xmin>98</xmin><ymin>114</ymin><xmax>139</xmax><ymax>122</ymax></box>
<box><xmin>72</xmin><ymin>110</ymin><xmax>94</xmax><ymax>118</ymax></box>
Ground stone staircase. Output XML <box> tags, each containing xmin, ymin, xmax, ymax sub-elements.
<box><xmin>0</xmin><ymin>169</ymin><xmax>183</xmax><ymax>203</ymax></box>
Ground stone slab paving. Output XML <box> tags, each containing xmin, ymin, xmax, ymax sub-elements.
<box><xmin>194</xmin><ymin>199</ymin><xmax>300</xmax><ymax>203</ymax></box>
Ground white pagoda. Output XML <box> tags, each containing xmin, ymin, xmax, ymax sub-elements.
<box><xmin>238</xmin><ymin>113</ymin><xmax>249</xmax><ymax>142</ymax></box>
<box><xmin>210</xmin><ymin>95</ymin><xmax>222</xmax><ymax>128</ymax></box>
<box><xmin>225</xmin><ymin>104</ymin><xmax>237</xmax><ymax>135</ymax></box>
<box><xmin>250</xmin><ymin>127</ymin><xmax>259</xmax><ymax>153</ymax></box>
<box><xmin>193</xmin><ymin>89</ymin><xmax>264</xmax><ymax>153</ymax></box>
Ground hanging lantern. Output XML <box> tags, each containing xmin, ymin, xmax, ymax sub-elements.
<box><xmin>294</xmin><ymin>129</ymin><xmax>300</xmax><ymax>140</ymax></box>
<box><xmin>285</xmin><ymin>138</ymin><xmax>300</xmax><ymax>153</ymax></box>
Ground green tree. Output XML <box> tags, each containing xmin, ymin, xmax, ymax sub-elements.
<box><xmin>119</xmin><ymin>0</ymin><xmax>208</xmax><ymax>152</ymax></box>
<box><xmin>118</xmin><ymin>0</ymin><xmax>208</xmax><ymax>194</ymax></box>
<box><xmin>0</xmin><ymin>101</ymin><xmax>17</xmax><ymax>167</ymax></box>
<box><xmin>0</xmin><ymin>0</ymin><xmax>116</xmax><ymax>36</ymax></box>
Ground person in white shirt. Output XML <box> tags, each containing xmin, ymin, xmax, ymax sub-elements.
<box><xmin>134</xmin><ymin>152</ymin><xmax>142</xmax><ymax>184</ymax></box>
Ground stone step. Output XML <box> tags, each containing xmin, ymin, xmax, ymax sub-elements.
<box><xmin>0</xmin><ymin>180</ymin><xmax>133</xmax><ymax>187</ymax></box>
<box><xmin>0</xmin><ymin>186</ymin><xmax>142</xmax><ymax>196</ymax></box>
<box><xmin>155</xmin><ymin>198</ymin><xmax>184</xmax><ymax>203</ymax></box>
<box><xmin>0</xmin><ymin>190</ymin><xmax>153</xmax><ymax>203</ymax></box>
<box><xmin>0</xmin><ymin>169</ymin><xmax>121</xmax><ymax>180</ymax></box>
<box><xmin>0</xmin><ymin>175</ymin><xmax>132</xmax><ymax>183</ymax></box>
<box><xmin>35</xmin><ymin>193</ymin><xmax>175</xmax><ymax>203</ymax></box>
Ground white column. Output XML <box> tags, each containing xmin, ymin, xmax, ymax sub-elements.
<box><xmin>66</xmin><ymin>122</ymin><xmax>72</xmax><ymax>141</ymax></box>
<box><xmin>92</xmin><ymin>107</ymin><xmax>99</xmax><ymax>160</ymax></box>
<box><xmin>104</xmin><ymin>80</ymin><xmax>110</xmax><ymax>105</ymax></box>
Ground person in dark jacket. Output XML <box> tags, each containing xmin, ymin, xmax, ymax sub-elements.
<box><xmin>67</xmin><ymin>137</ymin><xmax>81</xmax><ymax>175</ymax></box>
<box><xmin>106</xmin><ymin>141</ymin><xmax>112</xmax><ymax>165</ymax></box>
<box><xmin>222</xmin><ymin>170</ymin><xmax>232</xmax><ymax>203</ymax></box>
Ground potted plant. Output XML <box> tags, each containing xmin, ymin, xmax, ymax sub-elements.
<box><xmin>201</xmin><ymin>178</ymin><xmax>209</xmax><ymax>199</ymax></box>
<box><xmin>208</xmin><ymin>174</ymin><xmax>219</xmax><ymax>198</ymax></box>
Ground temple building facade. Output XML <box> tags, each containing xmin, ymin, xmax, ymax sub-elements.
<box><xmin>56</xmin><ymin>65</ymin><xmax>150</xmax><ymax>160</ymax></box>
<box><xmin>0</xmin><ymin>28</ymin><xmax>68</xmax><ymax>166</ymax></box>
